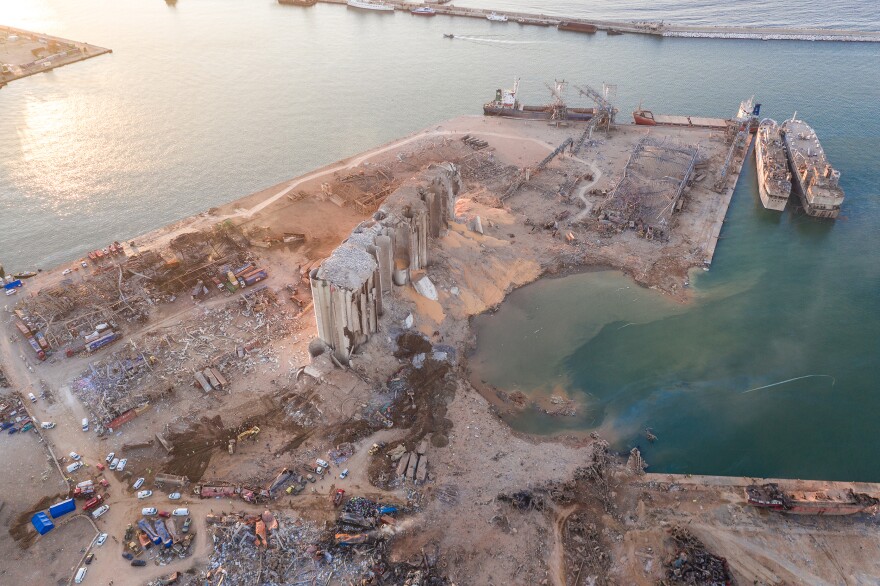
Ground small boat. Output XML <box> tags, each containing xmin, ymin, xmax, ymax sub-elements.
<box><xmin>486</xmin><ymin>12</ymin><xmax>508</xmax><ymax>22</ymax></box>
<box><xmin>443</xmin><ymin>33</ymin><xmax>455</xmax><ymax>38</ymax></box>
<box><xmin>346</xmin><ymin>0</ymin><xmax>395</xmax><ymax>12</ymax></box>
<box><xmin>410</xmin><ymin>6</ymin><xmax>436</xmax><ymax>16</ymax></box>
<box><xmin>606</xmin><ymin>29</ymin><xmax>624</xmax><ymax>35</ymax></box>
<box><xmin>13</xmin><ymin>271</ymin><xmax>37</xmax><ymax>279</ymax></box>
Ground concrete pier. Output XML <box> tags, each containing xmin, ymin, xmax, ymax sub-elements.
<box><xmin>300</xmin><ymin>0</ymin><xmax>880</xmax><ymax>43</ymax></box>
<box><xmin>0</xmin><ymin>26</ymin><xmax>111</xmax><ymax>89</ymax></box>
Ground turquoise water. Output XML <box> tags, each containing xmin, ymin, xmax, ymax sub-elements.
<box><xmin>472</xmin><ymin>132</ymin><xmax>880</xmax><ymax>481</ymax></box>
<box><xmin>2</xmin><ymin>1</ymin><xmax>879</xmax><ymax>479</ymax></box>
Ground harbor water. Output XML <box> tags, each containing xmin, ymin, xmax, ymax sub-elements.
<box><xmin>2</xmin><ymin>0</ymin><xmax>879</xmax><ymax>480</ymax></box>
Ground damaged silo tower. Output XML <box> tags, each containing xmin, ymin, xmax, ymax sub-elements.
<box><xmin>310</xmin><ymin>243</ymin><xmax>381</xmax><ymax>363</ymax></box>
<box><xmin>310</xmin><ymin>163</ymin><xmax>461</xmax><ymax>363</ymax></box>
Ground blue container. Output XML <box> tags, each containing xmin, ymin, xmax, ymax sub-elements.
<box><xmin>49</xmin><ymin>498</ymin><xmax>76</xmax><ymax>518</ymax></box>
<box><xmin>31</xmin><ymin>512</ymin><xmax>55</xmax><ymax>535</ymax></box>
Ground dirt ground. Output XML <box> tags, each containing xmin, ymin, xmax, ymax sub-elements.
<box><xmin>2</xmin><ymin>116</ymin><xmax>876</xmax><ymax>586</ymax></box>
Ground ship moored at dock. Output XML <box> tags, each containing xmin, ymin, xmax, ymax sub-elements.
<box><xmin>755</xmin><ymin>119</ymin><xmax>792</xmax><ymax>211</ymax></box>
<box><xmin>483</xmin><ymin>78</ymin><xmax>597</xmax><ymax>121</ymax></box>
<box><xmin>632</xmin><ymin>107</ymin><xmax>728</xmax><ymax>130</ymax></box>
<box><xmin>747</xmin><ymin>483</ymin><xmax>878</xmax><ymax>516</ymax></box>
<box><xmin>781</xmin><ymin>116</ymin><xmax>845</xmax><ymax>218</ymax></box>
<box><xmin>345</xmin><ymin>0</ymin><xmax>394</xmax><ymax>11</ymax></box>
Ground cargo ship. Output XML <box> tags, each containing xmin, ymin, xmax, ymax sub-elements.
<box><xmin>558</xmin><ymin>22</ymin><xmax>597</xmax><ymax>33</ymax></box>
<box><xmin>632</xmin><ymin>98</ymin><xmax>756</xmax><ymax>131</ymax></box>
<box><xmin>631</xmin><ymin>107</ymin><xmax>728</xmax><ymax>130</ymax></box>
<box><xmin>483</xmin><ymin>78</ymin><xmax>597</xmax><ymax>121</ymax></box>
<box><xmin>346</xmin><ymin>0</ymin><xmax>394</xmax><ymax>11</ymax></box>
<box><xmin>747</xmin><ymin>483</ymin><xmax>878</xmax><ymax>516</ymax></box>
<box><xmin>780</xmin><ymin>116</ymin><xmax>845</xmax><ymax>219</ymax></box>
<box><xmin>754</xmin><ymin>119</ymin><xmax>792</xmax><ymax>211</ymax></box>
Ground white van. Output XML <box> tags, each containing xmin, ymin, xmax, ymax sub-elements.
<box><xmin>66</xmin><ymin>462</ymin><xmax>82</xmax><ymax>474</ymax></box>
<box><xmin>40</xmin><ymin>422</ymin><xmax>56</xmax><ymax>429</ymax></box>
<box><xmin>81</xmin><ymin>418</ymin><xmax>89</xmax><ymax>432</ymax></box>
<box><xmin>75</xmin><ymin>567</ymin><xmax>87</xmax><ymax>583</ymax></box>
<box><xmin>28</xmin><ymin>393</ymin><xmax>37</xmax><ymax>403</ymax></box>
<box><xmin>171</xmin><ymin>508</ymin><xmax>189</xmax><ymax>517</ymax></box>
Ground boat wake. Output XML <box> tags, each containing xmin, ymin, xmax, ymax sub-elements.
<box><xmin>740</xmin><ymin>374</ymin><xmax>836</xmax><ymax>394</ymax></box>
<box><xmin>451</xmin><ymin>35</ymin><xmax>548</xmax><ymax>45</ymax></box>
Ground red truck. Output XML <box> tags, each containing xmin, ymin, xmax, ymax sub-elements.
<box><xmin>83</xmin><ymin>494</ymin><xmax>104</xmax><ymax>512</ymax></box>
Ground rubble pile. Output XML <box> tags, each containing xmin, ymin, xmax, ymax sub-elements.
<box><xmin>71</xmin><ymin>287</ymin><xmax>300</xmax><ymax>428</ymax></box>
<box><xmin>179</xmin><ymin>509</ymin><xmax>452</xmax><ymax>586</ymax></box>
<box><xmin>16</xmin><ymin>225</ymin><xmax>251</xmax><ymax>352</ymax></box>
<box><xmin>662</xmin><ymin>525</ymin><xmax>732</xmax><ymax>585</ymax></box>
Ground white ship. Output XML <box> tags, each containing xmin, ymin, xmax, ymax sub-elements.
<box><xmin>755</xmin><ymin>119</ymin><xmax>792</xmax><ymax>211</ymax></box>
<box><xmin>781</xmin><ymin>115</ymin><xmax>845</xmax><ymax>218</ymax></box>
<box><xmin>346</xmin><ymin>0</ymin><xmax>395</xmax><ymax>12</ymax></box>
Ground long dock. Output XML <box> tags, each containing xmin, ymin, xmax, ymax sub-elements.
<box><xmin>0</xmin><ymin>26</ymin><xmax>111</xmax><ymax>89</ymax></box>
<box><xmin>301</xmin><ymin>0</ymin><xmax>880</xmax><ymax>43</ymax></box>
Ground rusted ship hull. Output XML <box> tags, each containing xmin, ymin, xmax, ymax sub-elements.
<box><xmin>558</xmin><ymin>22</ymin><xmax>598</xmax><ymax>33</ymax></box>
<box><xmin>755</xmin><ymin>120</ymin><xmax>791</xmax><ymax>211</ymax></box>
<box><xmin>747</xmin><ymin>484</ymin><xmax>878</xmax><ymax>516</ymax></box>
<box><xmin>632</xmin><ymin>109</ymin><xmax>728</xmax><ymax>129</ymax></box>
<box><xmin>781</xmin><ymin>118</ymin><xmax>844</xmax><ymax>219</ymax></box>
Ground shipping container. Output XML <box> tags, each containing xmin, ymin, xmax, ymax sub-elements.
<box><xmin>86</xmin><ymin>332</ymin><xmax>119</xmax><ymax>353</ymax></box>
<box><xmin>35</xmin><ymin>331</ymin><xmax>49</xmax><ymax>350</ymax></box>
<box><xmin>233</xmin><ymin>263</ymin><xmax>254</xmax><ymax>277</ymax></box>
<box><xmin>3</xmin><ymin>279</ymin><xmax>23</xmax><ymax>289</ymax></box>
<box><xmin>243</xmin><ymin>271</ymin><xmax>268</xmax><ymax>286</ymax></box>
<box><xmin>31</xmin><ymin>512</ymin><xmax>55</xmax><ymax>535</ymax></box>
<box><xmin>27</xmin><ymin>337</ymin><xmax>46</xmax><ymax>360</ymax></box>
<box><xmin>48</xmin><ymin>498</ymin><xmax>76</xmax><ymax>518</ymax></box>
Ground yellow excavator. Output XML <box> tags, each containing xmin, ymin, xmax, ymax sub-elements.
<box><xmin>237</xmin><ymin>426</ymin><xmax>260</xmax><ymax>442</ymax></box>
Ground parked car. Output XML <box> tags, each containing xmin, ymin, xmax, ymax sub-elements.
<box><xmin>69</xmin><ymin>451</ymin><xmax>81</xmax><ymax>461</ymax></box>
<box><xmin>66</xmin><ymin>462</ymin><xmax>83</xmax><ymax>474</ymax></box>
<box><xmin>340</xmin><ymin>469</ymin><xmax>349</xmax><ymax>479</ymax></box>
<box><xmin>158</xmin><ymin>511</ymin><xmax>171</xmax><ymax>518</ymax></box>
<box><xmin>122</xmin><ymin>552</ymin><xmax>134</xmax><ymax>560</ymax></box>
<box><xmin>40</xmin><ymin>421</ymin><xmax>56</xmax><ymax>429</ymax></box>
<box><xmin>316</xmin><ymin>458</ymin><xmax>329</xmax><ymax>468</ymax></box>
<box><xmin>62</xmin><ymin>268</ymin><xmax>72</xmax><ymax>275</ymax></box>
<box><xmin>105</xmin><ymin>452</ymin><xmax>115</xmax><ymax>463</ymax></box>
<box><xmin>171</xmin><ymin>508</ymin><xmax>189</xmax><ymax>517</ymax></box>
<box><xmin>84</xmin><ymin>553</ymin><xmax>95</xmax><ymax>565</ymax></box>
<box><xmin>96</xmin><ymin>463</ymin><xmax>105</xmax><ymax>471</ymax></box>
<box><xmin>141</xmin><ymin>507</ymin><xmax>158</xmax><ymax>516</ymax></box>
<box><xmin>116</xmin><ymin>458</ymin><xmax>127</xmax><ymax>471</ymax></box>
<box><xmin>28</xmin><ymin>393</ymin><xmax>37</xmax><ymax>403</ymax></box>
<box><xmin>132</xmin><ymin>477</ymin><xmax>145</xmax><ymax>489</ymax></box>
<box><xmin>168</xmin><ymin>492</ymin><xmax>181</xmax><ymax>500</ymax></box>
<box><xmin>75</xmin><ymin>567</ymin><xmax>87</xmax><ymax>584</ymax></box>
<box><xmin>109</xmin><ymin>458</ymin><xmax>119</xmax><ymax>470</ymax></box>
<box><xmin>96</xmin><ymin>533</ymin><xmax>107</xmax><ymax>546</ymax></box>
<box><xmin>137</xmin><ymin>490</ymin><xmax>152</xmax><ymax>499</ymax></box>
<box><xmin>91</xmin><ymin>505</ymin><xmax>110</xmax><ymax>519</ymax></box>
<box><xmin>182</xmin><ymin>517</ymin><xmax>192</xmax><ymax>533</ymax></box>
<box><xmin>99</xmin><ymin>478</ymin><xmax>110</xmax><ymax>488</ymax></box>
<box><xmin>131</xmin><ymin>560</ymin><xmax>147</xmax><ymax>567</ymax></box>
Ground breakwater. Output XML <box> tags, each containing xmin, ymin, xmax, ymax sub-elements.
<box><xmin>302</xmin><ymin>0</ymin><xmax>880</xmax><ymax>42</ymax></box>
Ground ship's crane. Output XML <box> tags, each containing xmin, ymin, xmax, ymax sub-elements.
<box><xmin>572</xmin><ymin>82</ymin><xmax>617</xmax><ymax>153</ymax></box>
<box><xmin>544</xmin><ymin>80</ymin><xmax>569</xmax><ymax>123</ymax></box>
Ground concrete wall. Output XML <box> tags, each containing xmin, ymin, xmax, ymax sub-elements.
<box><xmin>310</xmin><ymin>163</ymin><xmax>461</xmax><ymax>362</ymax></box>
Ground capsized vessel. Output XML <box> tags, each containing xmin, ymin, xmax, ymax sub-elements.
<box><xmin>747</xmin><ymin>484</ymin><xmax>878</xmax><ymax>516</ymax></box>
<box><xmin>755</xmin><ymin>119</ymin><xmax>792</xmax><ymax>211</ymax></box>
